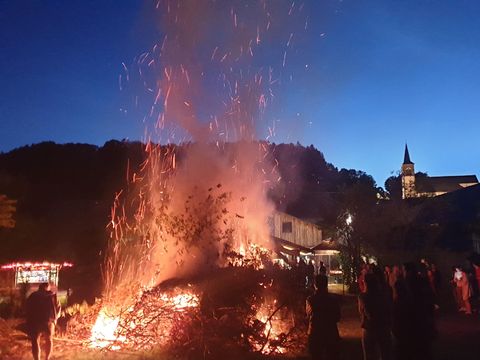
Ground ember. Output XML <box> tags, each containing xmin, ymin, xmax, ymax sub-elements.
<box><xmin>159</xmin><ymin>292</ymin><xmax>199</xmax><ymax>311</ymax></box>
<box><xmin>251</xmin><ymin>299</ymin><xmax>290</xmax><ymax>354</ymax></box>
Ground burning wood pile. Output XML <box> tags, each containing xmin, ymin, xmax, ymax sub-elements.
<box><xmin>90</xmin><ymin>286</ymin><xmax>199</xmax><ymax>351</ymax></box>
<box><xmin>67</xmin><ymin>266</ymin><xmax>307</xmax><ymax>358</ymax></box>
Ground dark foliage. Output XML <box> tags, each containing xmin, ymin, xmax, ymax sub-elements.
<box><xmin>0</xmin><ymin>141</ymin><xmax>146</xmax><ymax>300</ymax></box>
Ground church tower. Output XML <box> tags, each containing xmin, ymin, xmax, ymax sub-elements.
<box><xmin>401</xmin><ymin>144</ymin><xmax>416</xmax><ymax>199</ymax></box>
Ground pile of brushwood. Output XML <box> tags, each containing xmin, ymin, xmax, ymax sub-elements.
<box><xmin>67</xmin><ymin>266</ymin><xmax>309</xmax><ymax>358</ymax></box>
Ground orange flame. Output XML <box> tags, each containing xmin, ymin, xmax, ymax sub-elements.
<box><xmin>89</xmin><ymin>309</ymin><xmax>125</xmax><ymax>350</ymax></box>
<box><xmin>90</xmin><ymin>290</ymin><xmax>199</xmax><ymax>350</ymax></box>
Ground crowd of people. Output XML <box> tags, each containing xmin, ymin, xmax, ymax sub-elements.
<box><xmin>357</xmin><ymin>261</ymin><xmax>437</xmax><ymax>360</ymax></box>
<box><xmin>305</xmin><ymin>257</ymin><xmax>480</xmax><ymax>360</ymax></box>
<box><xmin>306</xmin><ymin>260</ymin><xmax>446</xmax><ymax>360</ymax></box>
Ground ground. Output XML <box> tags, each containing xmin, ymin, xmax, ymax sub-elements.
<box><xmin>1</xmin><ymin>294</ymin><xmax>479</xmax><ymax>360</ymax></box>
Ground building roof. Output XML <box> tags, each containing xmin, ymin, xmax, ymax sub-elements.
<box><xmin>403</xmin><ymin>144</ymin><xmax>413</xmax><ymax>165</ymax></box>
<box><xmin>272</xmin><ymin>236</ymin><xmax>312</xmax><ymax>254</ymax></box>
<box><xmin>272</xmin><ymin>236</ymin><xmax>339</xmax><ymax>255</ymax></box>
<box><xmin>434</xmin><ymin>182</ymin><xmax>480</xmax><ymax>220</ymax></box>
<box><xmin>416</xmin><ymin>175</ymin><xmax>479</xmax><ymax>194</ymax></box>
<box><xmin>415</xmin><ymin>183</ymin><xmax>480</xmax><ymax>251</ymax></box>
<box><xmin>310</xmin><ymin>239</ymin><xmax>339</xmax><ymax>252</ymax></box>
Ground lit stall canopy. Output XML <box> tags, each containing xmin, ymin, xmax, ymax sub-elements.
<box><xmin>311</xmin><ymin>240</ymin><xmax>342</xmax><ymax>280</ymax></box>
<box><xmin>1</xmin><ymin>261</ymin><xmax>73</xmax><ymax>287</ymax></box>
<box><xmin>273</xmin><ymin>236</ymin><xmax>340</xmax><ymax>271</ymax></box>
<box><xmin>273</xmin><ymin>236</ymin><xmax>314</xmax><ymax>263</ymax></box>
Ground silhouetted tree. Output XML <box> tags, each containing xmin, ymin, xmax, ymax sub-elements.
<box><xmin>334</xmin><ymin>170</ymin><xmax>380</xmax><ymax>291</ymax></box>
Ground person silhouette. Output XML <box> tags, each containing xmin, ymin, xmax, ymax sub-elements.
<box><xmin>306</xmin><ymin>274</ymin><xmax>341</xmax><ymax>360</ymax></box>
<box><xmin>25</xmin><ymin>282</ymin><xmax>60</xmax><ymax>360</ymax></box>
<box><xmin>358</xmin><ymin>273</ymin><xmax>392</xmax><ymax>360</ymax></box>
<box><xmin>393</xmin><ymin>262</ymin><xmax>436</xmax><ymax>360</ymax></box>
<box><xmin>307</xmin><ymin>260</ymin><xmax>316</xmax><ymax>288</ymax></box>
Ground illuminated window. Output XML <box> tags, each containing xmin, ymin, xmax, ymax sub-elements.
<box><xmin>282</xmin><ymin>221</ymin><xmax>292</xmax><ymax>233</ymax></box>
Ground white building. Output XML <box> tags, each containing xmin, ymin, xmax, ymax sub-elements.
<box><xmin>269</xmin><ymin>212</ymin><xmax>339</xmax><ymax>272</ymax></box>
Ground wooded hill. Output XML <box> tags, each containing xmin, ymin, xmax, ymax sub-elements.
<box><xmin>0</xmin><ymin>140</ymin><xmax>379</xmax><ymax>263</ymax></box>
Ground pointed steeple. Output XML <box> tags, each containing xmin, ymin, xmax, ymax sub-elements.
<box><xmin>403</xmin><ymin>143</ymin><xmax>413</xmax><ymax>165</ymax></box>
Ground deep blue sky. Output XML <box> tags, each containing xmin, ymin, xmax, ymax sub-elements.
<box><xmin>1</xmin><ymin>0</ymin><xmax>479</xmax><ymax>187</ymax></box>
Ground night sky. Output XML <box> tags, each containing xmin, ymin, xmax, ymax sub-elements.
<box><xmin>1</xmin><ymin>0</ymin><xmax>479</xmax><ymax>187</ymax></box>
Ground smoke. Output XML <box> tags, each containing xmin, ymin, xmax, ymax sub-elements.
<box><xmin>104</xmin><ymin>0</ymin><xmax>305</xmax><ymax>303</ymax></box>
<box><xmin>151</xmin><ymin>141</ymin><xmax>274</xmax><ymax>281</ymax></box>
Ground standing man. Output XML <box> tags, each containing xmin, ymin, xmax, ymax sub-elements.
<box><xmin>401</xmin><ymin>262</ymin><xmax>436</xmax><ymax>359</ymax></box>
<box><xmin>307</xmin><ymin>260</ymin><xmax>316</xmax><ymax>288</ymax></box>
<box><xmin>25</xmin><ymin>282</ymin><xmax>61</xmax><ymax>360</ymax></box>
<box><xmin>319</xmin><ymin>261</ymin><xmax>327</xmax><ymax>276</ymax></box>
<box><xmin>306</xmin><ymin>275</ymin><xmax>341</xmax><ymax>360</ymax></box>
<box><xmin>358</xmin><ymin>273</ymin><xmax>392</xmax><ymax>360</ymax></box>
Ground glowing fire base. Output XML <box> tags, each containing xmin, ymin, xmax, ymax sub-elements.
<box><xmin>83</xmin><ymin>267</ymin><xmax>303</xmax><ymax>356</ymax></box>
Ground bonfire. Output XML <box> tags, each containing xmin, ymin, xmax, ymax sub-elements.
<box><xmin>67</xmin><ymin>265</ymin><xmax>307</xmax><ymax>357</ymax></box>
<box><xmin>65</xmin><ymin>0</ymin><xmax>309</xmax><ymax>357</ymax></box>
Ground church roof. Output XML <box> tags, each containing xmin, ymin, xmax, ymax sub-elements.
<box><xmin>403</xmin><ymin>144</ymin><xmax>413</xmax><ymax>165</ymax></box>
<box><xmin>416</xmin><ymin>175</ymin><xmax>479</xmax><ymax>194</ymax></box>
